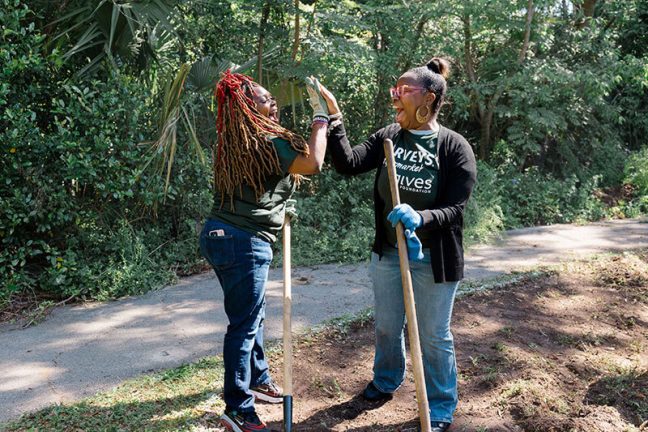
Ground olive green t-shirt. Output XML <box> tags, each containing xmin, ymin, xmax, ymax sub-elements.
<box><xmin>377</xmin><ymin>128</ymin><xmax>440</xmax><ymax>246</ymax></box>
<box><xmin>211</xmin><ymin>137</ymin><xmax>299</xmax><ymax>243</ymax></box>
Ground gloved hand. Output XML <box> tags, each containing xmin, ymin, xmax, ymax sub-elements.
<box><xmin>404</xmin><ymin>229</ymin><xmax>424</xmax><ymax>261</ymax></box>
<box><xmin>304</xmin><ymin>76</ymin><xmax>329</xmax><ymax>120</ymax></box>
<box><xmin>285</xmin><ymin>198</ymin><xmax>298</xmax><ymax>221</ymax></box>
<box><xmin>387</xmin><ymin>204</ymin><xmax>422</xmax><ymax>231</ymax></box>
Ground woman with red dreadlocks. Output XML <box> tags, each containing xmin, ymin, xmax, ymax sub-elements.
<box><xmin>200</xmin><ymin>71</ymin><xmax>329</xmax><ymax>432</ymax></box>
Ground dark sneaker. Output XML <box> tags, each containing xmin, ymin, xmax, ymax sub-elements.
<box><xmin>250</xmin><ymin>380</ymin><xmax>283</xmax><ymax>404</ymax></box>
<box><xmin>418</xmin><ymin>421</ymin><xmax>451</xmax><ymax>432</ymax></box>
<box><xmin>361</xmin><ymin>381</ymin><xmax>393</xmax><ymax>402</ymax></box>
<box><xmin>220</xmin><ymin>410</ymin><xmax>270</xmax><ymax>432</ymax></box>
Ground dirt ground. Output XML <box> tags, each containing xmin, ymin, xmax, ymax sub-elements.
<box><xmin>239</xmin><ymin>251</ymin><xmax>648</xmax><ymax>432</ymax></box>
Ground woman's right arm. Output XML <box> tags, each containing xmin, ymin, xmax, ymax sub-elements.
<box><xmin>288</xmin><ymin>122</ymin><xmax>327</xmax><ymax>175</ymax></box>
<box><xmin>319</xmin><ymin>84</ymin><xmax>383</xmax><ymax>176</ymax></box>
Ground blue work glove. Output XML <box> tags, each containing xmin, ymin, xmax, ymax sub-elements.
<box><xmin>304</xmin><ymin>76</ymin><xmax>329</xmax><ymax>120</ymax></box>
<box><xmin>387</xmin><ymin>204</ymin><xmax>423</xmax><ymax>231</ymax></box>
<box><xmin>404</xmin><ymin>229</ymin><xmax>424</xmax><ymax>261</ymax></box>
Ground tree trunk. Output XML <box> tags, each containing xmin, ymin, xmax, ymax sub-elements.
<box><xmin>518</xmin><ymin>0</ymin><xmax>535</xmax><ymax>63</ymax></box>
<box><xmin>256</xmin><ymin>1</ymin><xmax>271</xmax><ymax>83</ymax></box>
<box><xmin>462</xmin><ymin>14</ymin><xmax>486</xmax><ymax>156</ymax></box>
<box><xmin>535</xmin><ymin>136</ymin><xmax>550</xmax><ymax>169</ymax></box>
<box><xmin>479</xmin><ymin>109</ymin><xmax>494</xmax><ymax>160</ymax></box>
<box><xmin>583</xmin><ymin>0</ymin><xmax>597</xmax><ymax>17</ymax></box>
<box><xmin>462</xmin><ymin>2</ymin><xmax>534</xmax><ymax>160</ymax></box>
<box><xmin>291</xmin><ymin>0</ymin><xmax>300</xmax><ymax>62</ymax></box>
<box><xmin>575</xmin><ymin>0</ymin><xmax>597</xmax><ymax>28</ymax></box>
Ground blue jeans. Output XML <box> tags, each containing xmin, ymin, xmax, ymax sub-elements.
<box><xmin>200</xmin><ymin>218</ymin><xmax>273</xmax><ymax>413</ymax></box>
<box><xmin>368</xmin><ymin>247</ymin><xmax>459</xmax><ymax>423</ymax></box>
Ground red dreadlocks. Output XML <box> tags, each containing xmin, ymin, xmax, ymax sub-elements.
<box><xmin>214</xmin><ymin>71</ymin><xmax>309</xmax><ymax>207</ymax></box>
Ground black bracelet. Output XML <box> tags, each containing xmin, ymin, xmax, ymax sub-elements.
<box><xmin>328</xmin><ymin>118</ymin><xmax>343</xmax><ymax>129</ymax></box>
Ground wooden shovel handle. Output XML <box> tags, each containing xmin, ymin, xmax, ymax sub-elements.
<box><xmin>283</xmin><ymin>216</ymin><xmax>293</xmax><ymax>396</ymax></box>
<box><xmin>383</xmin><ymin>139</ymin><xmax>431</xmax><ymax>432</ymax></box>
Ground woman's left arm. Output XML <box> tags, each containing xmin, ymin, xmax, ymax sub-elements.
<box><xmin>417</xmin><ymin>136</ymin><xmax>477</xmax><ymax>231</ymax></box>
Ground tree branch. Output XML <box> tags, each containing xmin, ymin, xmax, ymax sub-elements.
<box><xmin>400</xmin><ymin>13</ymin><xmax>430</xmax><ymax>71</ymax></box>
<box><xmin>462</xmin><ymin>14</ymin><xmax>477</xmax><ymax>84</ymax></box>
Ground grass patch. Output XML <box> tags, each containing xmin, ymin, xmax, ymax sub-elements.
<box><xmin>460</xmin><ymin>268</ymin><xmax>557</xmax><ymax>297</ymax></box>
<box><xmin>1</xmin><ymin>307</ymin><xmax>377</xmax><ymax>431</ymax></box>
<box><xmin>585</xmin><ymin>368</ymin><xmax>648</xmax><ymax>426</ymax></box>
<box><xmin>2</xmin><ymin>358</ymin><xmax>226</xmax><ymax>431</ymax></box>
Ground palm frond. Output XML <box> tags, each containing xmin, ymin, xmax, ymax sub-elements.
<box><xmin>151</xmin><ymin>62</ymin><xmax>192</xmax><ymax>195</ymax></box>
<box><xmin>186</xmin><ymin>56</ymin><xmax>222</xmax><ymax>92</ymax></box>
<box><xmin>52</xmin><ymin>0</ymin><xmax>180</xmax><ymax>75</ymax></box>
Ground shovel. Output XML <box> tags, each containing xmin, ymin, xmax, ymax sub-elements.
<box><xmin>282</xmin><ymin>215</ymin><xmax>293</xmax><ymax>432</ymax></box>
<box><xmin>383</xmin><ymin>138</ymin><xmax>432</xmax><ymax>432</ymax></box>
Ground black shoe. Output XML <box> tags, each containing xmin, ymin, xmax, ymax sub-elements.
<box><xmin>361</xmin><ymin>381</ymin><xmax>393</xmax><ymax>402</ymax></box>
<box><xmin>418</xmin><ymin>421</ymin><xmax>451</xmax><ymax>432</ymax></box>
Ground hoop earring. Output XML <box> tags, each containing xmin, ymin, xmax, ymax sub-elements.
<box><xmin>416</xmin><ymin>105</ymin><xmax>432</xmax><ymax>123</ymax></box>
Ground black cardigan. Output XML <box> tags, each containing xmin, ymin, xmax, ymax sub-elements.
<box><xmin>327</xmin><ymin>122</ymin><xmax>477</xmax><ymax>283</ymax></box>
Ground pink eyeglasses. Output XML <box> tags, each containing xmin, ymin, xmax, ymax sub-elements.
<box><xmin>389</xmin><ymin>85</ymin><xmax>427</xmax><ymax>99</ymax></box>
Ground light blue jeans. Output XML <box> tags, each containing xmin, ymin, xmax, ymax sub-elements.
<box><xmin>368</xmin><ymin>246</ymin><xmax>459</xmax><ymax>423</ymax></box>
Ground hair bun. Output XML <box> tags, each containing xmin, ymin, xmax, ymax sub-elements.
<box><xmin>426</xmin><ymin>57</ymin><xmax>450</xmax><ymax>79</ymax></box>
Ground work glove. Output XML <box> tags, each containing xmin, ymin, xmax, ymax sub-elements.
<box><xmin>404</xmin><ymin>229</ymin><xmax>424</xmax><ymax>262</ymax></box>
<box><xmin>387</xmin><ymin>204</ymin><xmax>423</xmax><ymax>232</ymax></box>
<box><xmin>304</xmin><ymin>76</ymin><xmax>329</xmax><ymax>120</ymax></box>
<box><xmin>285</xmin><ymin>198</ymin><xmax>298</xmax><ymax>221</ymax></box>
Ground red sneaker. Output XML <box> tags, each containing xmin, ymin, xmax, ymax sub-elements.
<box><xmin>220</xmin><ymin>410</ymin><xmax>270</xmax><ymax>432</ymax></box>
<box><xmin>250</xmin><ymin>380</ymin><xmax>283</xmax><ymax>404</ymax></box>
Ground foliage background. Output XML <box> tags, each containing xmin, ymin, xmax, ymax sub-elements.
<box><xmin>1</xmin><ymin>0</ymin><xmax>647</xmax><ymax>308</ymax></box>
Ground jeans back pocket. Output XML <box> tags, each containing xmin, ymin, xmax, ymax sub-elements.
<box><xmin>200</xmin><ymin>233</ymin><xmax>235</xmax><ymax>268</ymax></box>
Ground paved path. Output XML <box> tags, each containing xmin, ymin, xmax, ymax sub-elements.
<box><xmin>1</xmin><ymin>218</ymin><xmax>646</xmax><ymax>423</ymax></box>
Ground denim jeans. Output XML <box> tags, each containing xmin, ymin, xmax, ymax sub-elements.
<box><xmin>368</xmin><ymin>246</ymin><xmax>459</xmax><ymax>423</ymax></box>
<box><xmin>200</xmin><ymin>218</ymin><xmax>273</xmax><ymax>413</ymax></box>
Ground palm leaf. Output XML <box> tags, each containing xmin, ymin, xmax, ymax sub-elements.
<box><xmin>63</xmin><ymin>23</ymin><xmax>102</xmax><ymax>59</ymax></box>
<box><xmin>149</xmin><ymin>62</ymin><xmax>192</xmax><ymax>196</ymax></box>
<box><xmin>51</xmin><ymin>0</ymin><xmax>180</xmax><ymax>75</ymax></box>
<box><xmin>186</xmin><ymin>56</ymin><xmax>223</xmax><ymax>92</ymax></box>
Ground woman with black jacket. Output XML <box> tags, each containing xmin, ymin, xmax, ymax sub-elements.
<box><xmin>319</xmin><ymin>58</ymin><xmax>477</xmax><ymax>432</ymax></box>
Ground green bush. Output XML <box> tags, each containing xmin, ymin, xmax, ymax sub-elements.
<box><xmin>498</xmin><ymin>166</ymin><xmax>607</xmax><ymax>228</ymax></box>
<box><xmin>288</xmin><ymin>169</ymin><xmax>375</xmax><ymax>266</ymax></box>
<box><xmin>619</xmin><ymin>147</ymin><xmax>648</xmax><ymax>216</ymax></box>
<box><xmin>464</xmin><ymin>161</ymin><xmax>505</xmax><ymax>245</ymax></box>
<box><xmin>0</xmin><ymin>1</ymin><xmax>209</xmax><ymax>305</ymax></box>
<box><xmin>625</xmin><ymin>147</ymin><xmax>648</xmax><ymax>196</ymax></box>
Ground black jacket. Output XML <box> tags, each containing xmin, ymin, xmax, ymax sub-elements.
<box><xmin>327</xmin><ymin>122</ymin><xmax>477</xmax><ymax>282</ymax></box>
